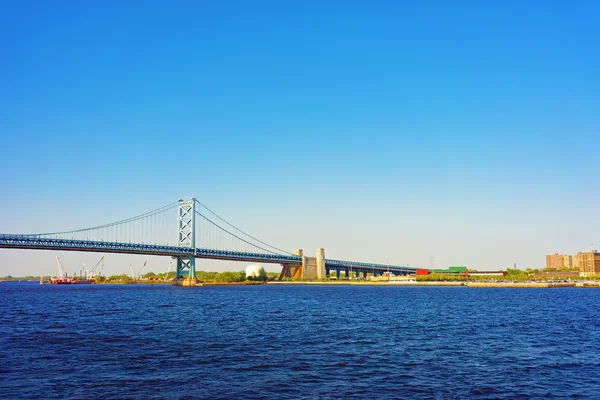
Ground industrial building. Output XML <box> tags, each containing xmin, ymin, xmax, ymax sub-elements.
<box><xmin>429</xmin><ymin>266</ymin><xmax>467</xmax><ymax>275</ymax></box>
<box><xmin>416</xmin><ymin>266</ymin><xmax>507</xmax><ymax>277</ymax></box>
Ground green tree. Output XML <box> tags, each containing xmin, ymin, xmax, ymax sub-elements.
<box><xmin>214</xmin><ymin>271</ymin><xmax>246</xmax><ymax>283</ymax></box>
<box><xmin>119</xmin><ymin>274</ymin><xmax>135</xmax><ymax>284</ymax></box>
<box><xmin>196</xmin><ymin>271</ymin><xmax>218</xmax><ymax>282</ymax></box>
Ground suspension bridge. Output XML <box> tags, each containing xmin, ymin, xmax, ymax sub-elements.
<box><xmin>0</xmin><ymin>198</ymin><xmax>417</xmax><ymax>284</ymax></box>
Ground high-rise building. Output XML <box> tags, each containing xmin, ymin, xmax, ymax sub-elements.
<box><xmin>546</xmin><ymin>253</ymin><xmax>564</xmax><ymax>270</ymax></box>
<box><xmin>563</xmin><ymin>255</ymin><xmax>578</xmax><ymax>269</ymax></box>
<box><xmin>578</xmin><ymin>251</ymin><xmax>600</xmax><ymax>277</ymax></box>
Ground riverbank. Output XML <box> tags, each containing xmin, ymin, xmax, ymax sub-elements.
<box><xmin>9</xmin><ymin>280</ymin><xmax>600</xmax><ymax>288</ymax></box>
<box><xmin>268</xmin><ymin>281</ymin><xmax>465</xmax><ymax>286</ymax></box>
<box><xmin>467</xmin><ymin>282</ymin><xmax>574</xmax><ymax>288</ymax></box>
<box><xmin>270</xmin><ymin>281</ymin><xmax>600</xmax><ymax>288</ymax></box>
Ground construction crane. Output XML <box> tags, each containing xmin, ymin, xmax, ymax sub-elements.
<box><xmin>54</xmin><ymin>257</ymin><xmax>70</xmax><ymax>283</ymax></box>
<box><xmin>165</xmin><ymin>261</ymin><xmax>173</xmax><ymax>281</ymax></box>
<box><xmin>82</xmin><ymin>256</ymin><xmax>105</xmax><ymax>279</ymax></box>
<box><xmin>137</xmin><ymin>261</ymin><xmax>148</xmax><ymax>280</ymax></box>
<box><xmin>88</xmin><ymin>256</ymin><xmax>105</xmax><ymax>278</ymax></box>
<box><xmin>56</xmin><ymin>257</ymin><xmax>66</xmax><ymax>278</ymax></box>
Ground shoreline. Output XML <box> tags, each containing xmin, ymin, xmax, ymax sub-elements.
<box><xmin>7</xmin><ymin>280</ymin><xmax>600</xmax><ymax>288</ymax></box>
<box><xmin>267</xmin><ymin>281</ymin><xmax>465</xmax><ymax>286</ymax></box>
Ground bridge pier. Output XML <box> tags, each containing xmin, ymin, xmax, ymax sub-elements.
<box><xmin>301</xmin><ymin>248</ymin><xmax>326</xmax><ymax>280</ymax></box>
<box><xmin>279</xmin><ymin>249</ymin><xmax>304</xmax><ymax>280</ymax></box>
<box><xmin>172</xmin><ymin>256</ymin><xmax>199</xmax><ymax>286</ymax></box>
<box><xmin>279</xmin><ymin>248</ymin><xmax>326</xmax><ymax>280</ymax></box>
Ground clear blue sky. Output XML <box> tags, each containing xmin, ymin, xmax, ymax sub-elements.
<box><xmin>1</xmin><ymin>1</ymin><xmax>599</xmax><ymax>276</ymax></box>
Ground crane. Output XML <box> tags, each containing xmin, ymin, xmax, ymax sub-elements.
<box><xmin>82</xmin><ymin>256</ymin><xmax>105</xmax><ymax>279</ymax></box>
<box><xmin>165</xmin><ymin>261</ymin><xmax>173</xmax><ymax>281</ymax></box>
<box><xmin>137</xmin><ymin>261</ymin><xmax>147</xmax><ymax>280</ymax></box>
<box><xmin>55</xmin><ymin>257</ymin><xmax>70</xmax><ymax>283</ymax></box>
<box><xmin>82</xmin><ymin>262</ymin><xmax>90</xmax><ymax>278</ymax></box>
<box><xmin>89</xmin><ymin>256</ymin><xmax>105</xmax><ymax>278</ymax></box>
<box><xmin>56</xmin><ymin>257</ymin><xmax>66</xmax><ymax>278</ymax></box>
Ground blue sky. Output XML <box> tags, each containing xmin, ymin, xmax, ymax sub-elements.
<box><xmin>1</xmin><ymin>1</ymin><xmax>599</xmax><ymax>276</ymax></box>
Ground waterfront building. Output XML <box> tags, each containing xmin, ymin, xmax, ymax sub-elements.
<box><xmin>429</xmin><ymin>266</ymin><xmax>467</xmax><ymax>275</ymax></box>
<box><xmin>578</xmin><ymin>251</ymin><xmax>600</xmax><ymax>277</ymax></box>
<box><xmin>467</xmin><ymin>271</ymin><xmax>507</xmax><ymax>277</ymax></box>
<box><xmin>546</xmin><ymin>253</ymin><xmax>564</xmax><ymax>270</ymax></box>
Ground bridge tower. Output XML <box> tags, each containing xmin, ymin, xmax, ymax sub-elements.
<box><xmin>174</xmin><ymin>198</ymin><xmax>198</xmax><ymax>286</ymax></box>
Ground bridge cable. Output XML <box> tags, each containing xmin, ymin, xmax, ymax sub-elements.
<box><xmin>22</xmin><ymin>201</ymin><xmax>180</xmax><ymax>237</ymax></box>
<box><xmin>194</xmin><ymin>210</ymin><xmax>281</xmax><ymax>255</ymax></box>
<box><xmin>194</xmin><ymin>199</ymin><xmax>293</xmax><ymax>255</ymax></box>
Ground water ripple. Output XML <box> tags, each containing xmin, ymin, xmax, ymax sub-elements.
<box><xmin>1</xmin><ymin>284</ymin><xmax>599</xmax><ymax>399</ymax></box>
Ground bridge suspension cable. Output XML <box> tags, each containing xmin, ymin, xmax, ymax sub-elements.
<box><xmin>194</xmin><ymin>210</ymin><xmax>284</xmax><ymax>255</ymax></box>
<box><xmin>19</xmin><ymin>201</ymin><xmax>180</xmax><ymax>246</ymax></box>
<box><xmin>6</xmin><ymin>198</ymin><xmax>292</xmax><ymax>257</ymax></box>
<box><xmin>23</xmin><ymin>201</ymin><xmax>180</xmax><ymax>237</ymax></box>
<box><xmin>194</xmin><ymin>199</ymin><xmax>292</xmax><ymax>255</ymax></box>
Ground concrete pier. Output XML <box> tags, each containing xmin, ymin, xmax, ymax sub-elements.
<box><xmin>279</xmin><ymin>248</ymin><xmax>326</xmax><ymax>280</ymax></box>
<box><xmin>172</xmin><ymin>277</ymin><xmax>201</xmax><ymax>287</ymax></box>
<box><xmin>575</xmin><ymin>282</ymin><xmax>600</xmax><ymax>288</ymax></box>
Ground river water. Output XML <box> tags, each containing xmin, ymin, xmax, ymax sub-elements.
<box><xmin>1</xmin><ymin>283</ymin><xmax>599</xmax><ymax>399</ymax></box>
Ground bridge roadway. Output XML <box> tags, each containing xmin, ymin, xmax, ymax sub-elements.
<box><xmin>0</xmin><ymin>235</ymin><xmax>417</xmax><ymax>275</ymax></box>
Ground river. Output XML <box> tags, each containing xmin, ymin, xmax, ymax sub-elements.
<box><xmin>1</xmin><ymin>283</ymin><xmax>599</xmax><ymax>399</ymax></box>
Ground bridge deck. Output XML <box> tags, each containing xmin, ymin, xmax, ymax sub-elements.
<box><xmin>0</xmin><ymin>235</ymin><xmax>416</xmax><ymax>274</ymax></box>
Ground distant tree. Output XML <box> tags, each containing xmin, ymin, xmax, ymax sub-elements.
<box><xmin>119</xmin><ymin>274</ymin><xmax>136</xmax><ymax>283</ymax></box>
<box><xmin>196</xmin><ymin>271</ymin><xmax>218</xmax><ymax>282</ymax></box>
<box><xmin>214</xmin><ymin>271</ymin><xmax>246</xmax><ymax>283</ymax></box>
<box><xmin>143</xmin><ymin>272</ymin><xmax>156</xmax><ymax>279</ymax></box>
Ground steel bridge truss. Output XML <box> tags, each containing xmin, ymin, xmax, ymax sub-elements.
<box><xmin>0</xmin><ymin>235</ymin><xmax>302</xmax><ymax>263</ymax></box>
<box><xmin>176</xmin><ymin>199</ymin><xmax>196</xmax><ymax>279</ymax></box>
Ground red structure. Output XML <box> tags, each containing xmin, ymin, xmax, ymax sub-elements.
<box><xmin>416</xmin><ymin>269</ymin><xmax>429</xmax><ymax>275</ymax></box>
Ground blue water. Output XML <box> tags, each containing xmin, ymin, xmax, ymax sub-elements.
<box><xmin>1</xmin><ymin>283</ymin><xmax>599</xmax><ymax>399</ymax></box>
